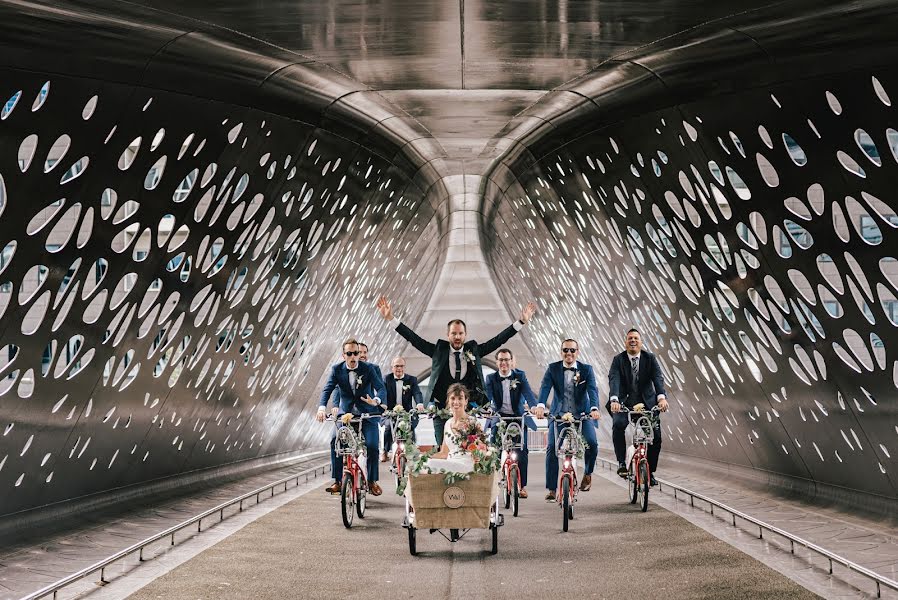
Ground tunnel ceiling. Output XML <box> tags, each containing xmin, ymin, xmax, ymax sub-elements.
<box><xmin>130</xmin><ymin>0</ymin><xmax>775</xmax><ymax>165</ymax></box>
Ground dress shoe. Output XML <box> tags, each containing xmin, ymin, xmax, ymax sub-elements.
<box><xmin>545</xmin><ymin>490</ymin><xmax>556</xmax><ymax>501</ymax></box>
<box><xmin>380</xmin><ymin>452</ymin><xmax>389</xmax><ymax>463</ymax></box>
<box><xmin>650</xmin><ymin>475</ymin><xmax>658</xmax><ymax>487</ymax></box>
<box><xmin>579</xmin><ymin>474</ymin><xmax>592</xmax><ymax>492</ymax></box>
<box><xmin>325</xmin><ymin>481</ymin><xmax>341</xmax><ymax>494</ymax></box>
<box><xmin>518</xmin><ymin>489</ymin><xmax>528</xmax><ymax>499</ymax></box>
<box><xmin>617</xmin><ymin>463</ymin><xmax>628</xmax><ymax>478</ymax></box>
<box><xmin>370</xmin><ymin>482</ymin><xmax>383</xmax><ymax>496</ymax></box>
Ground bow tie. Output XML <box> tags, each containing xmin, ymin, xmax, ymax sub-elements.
<box><xmin>347</xmin><ymin>368</ymin><xmax>357</xmax><ymax>373</ymax></box>
<box><xmin>563</xmin><ymin>367</ymin><xmax>577</xmax><ymax>372</ymax></box>
<box><xmin>499</xmin><ymin>375</ymin><xmax>512</xmax><ymax>381</ymax></box>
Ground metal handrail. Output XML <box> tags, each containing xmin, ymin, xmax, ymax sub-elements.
<box><xmin>22</xmin><ymin>451</ymin><xmax>330</xmax><ymax>600</ymax></box>
<box><xmin>597</xmin><ymin>457</ymin><xmax>898</xmax><ymax>598</ymax></box>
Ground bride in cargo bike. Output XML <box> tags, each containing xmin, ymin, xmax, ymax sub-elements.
<box><xmin>399</xmin><ymin>383</ymin><xmax>504</xmax><ymax>555</ymax></box>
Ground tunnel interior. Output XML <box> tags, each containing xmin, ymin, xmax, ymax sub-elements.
<box><xmin>0</xmin><ymin>0</ymin><xmax>897</xmax><ymax>522</ymax></box>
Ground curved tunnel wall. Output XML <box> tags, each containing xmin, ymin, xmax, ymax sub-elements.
<box><xmin>482</xmin><ymin>0</ymin><xmax>898</xmax><ymax>506</ymax></box>
<box><xmin>0</xmin><ymin>2</ymin><xmax>449</xmax><ymax>517</ymax></box>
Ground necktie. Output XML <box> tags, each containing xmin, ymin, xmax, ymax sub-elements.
<box><xmin>454</xmin><ymin>351</ymin><xmax>462</xmax><ymax>381</ymax></box>
<box><xmin>630</xmin><ymin>356</ymin><xmax>639</xmax><ymax>384</ymax></box>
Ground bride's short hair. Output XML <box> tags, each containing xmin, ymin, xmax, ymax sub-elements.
<box><xmin>446</xmin><ymin>383</ymin><xmax>469</xmax><ymax>400</ymax></box>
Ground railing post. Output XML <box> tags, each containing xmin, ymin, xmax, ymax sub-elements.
<box><xmin>171</xmin><ymin>532</ymin><xmax>175</xmax><ymax>545</ymax></box>
<box><xmin>139</xmin><ymin>547</ymin><xmax>144</xmax><ymax>561</ymax></box>
<box><xmin>710</xmin><ymin>504</ymin><xmax>714</xmax><ymax>516</ymax></box>
<box><xmin>239</xmin><ymin>499</ymin><xmax>243</xmax><ymax>511</ymax></box>
<box><xmin>220</xmin><ymin>508</ymin><xmax>224</xmax><ymax>521</ymax></box>
<box><xmin>100</xmin><ymin>567</ymin><xmax>106</xmax><ymax>583</ymax></box>
<box><xmin>790</xmin><ymin>540</ymin><xmax>794</xmax><ymax>554</ymax></box>
<box><xmin>690</xmin><ymin>494</ymin><xmax>694</xmax><ymax>507</ymax></box>
<box><xmin>828</xmin><ymin>558</ymin><xmax>833</xmax><ymax>574</ymax></box>
<box><xmin>876</xmin><ymin>580</ymin><xmax>881</xmax><ymax>598</ymax></box>
<box><xmin>759</xmin><ymin>526</ymin><xmax>763</xmax><ymax>539</ymax></box>
<box><xmin>732</xmin><ymin>514</ymin><xmax>736</xmax><ymax>526</ymax></box>
<box><xmin>197</xmin><ymin>519</ymin><xmax>202</xmax><ymax>532</ymax></box>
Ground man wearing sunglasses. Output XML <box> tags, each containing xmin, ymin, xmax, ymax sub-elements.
<box><xmin>531</xmin><ymin>339</ymin><xmax>601</xmax><ymax>499</ymax></box>
<box><xmin>376</xmin><ymin>295</ymin><xmax>537</xmax><ymax>446</ymax></box>
<box><xmin>317</xmin><ymin>338</ymin><xmax>387</xmax><ymax>496</ymax></box>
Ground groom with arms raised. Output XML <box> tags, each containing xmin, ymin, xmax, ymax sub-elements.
<box><xmin>376</xmin><ymin>296</ymin><xmax>537</xmax><ymax>447</ymax></box>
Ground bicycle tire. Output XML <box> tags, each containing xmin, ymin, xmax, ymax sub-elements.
<box><xmin>510</xmin><ymin>465</ymin><xmax>520</xmax><ymax>517</ymax></box>
<box><xmin>504</xmin><ymin>471</ymin><xmax>511</xmax><ymax>509</ymax></box>
<box><xmin>628</xmin><ymin>460</ymin><xmax>638</xmax><ymax>504</ymax></box>
<box><xmin>408</xmin><ymin>526</ymin><xmax>417</xmax><ymax>555</ymax></box>
<box><xmin>639</xmin><ymin>460</ymin><xmax>650</xmax><ymax>512</ymax></box>
<box><xmin>356</xmin><ymin>477</ymin><xmax>367</xmax><ymax>519</ymax></box>
<box><xmin>561</xmin><ymin>476</ymin><xmax>571</xmax><ymax>532</ymax></box>
<box><xmin>395</xmin><ymin>454</ymin><xmax>406</xmax><ymax>495</ymax></box>
<box><xmin>341</xmin><ymin>477</ymin><xmax>355</xmax><ymax>529</ymax></box>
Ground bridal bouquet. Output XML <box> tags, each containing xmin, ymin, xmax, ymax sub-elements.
<box><xmin>448</xmin><ymin>417</ymin><xmax>500</xmax><ymax>476</ymax></box>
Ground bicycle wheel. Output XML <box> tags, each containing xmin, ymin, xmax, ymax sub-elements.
<box><xmin>628</xmin><ymin>460</ymin><xmax>638</xmax><ymax>504</ymax></box>
<box><xmin>561</xmin><ymin>476</ymin><xmax>571</xmax><ymax>532</ymax></box>
<box><xmin>503</xmin><ymin>469</ymin><xmax>511</xmax><ymax>509</ymax></box>
<box><xmin>394</xmin><ymin>454</ymin><xmax>407</xmax><ymax>495</ymax></box>
<box><xmin>639</xmin><ymin>460</ymin><xmax>650</xmax><ymax>512</ymax></box>
<box><xmin>408</xmin><ymin>526</ymin><xmax>417</xmax><ymax>556</ymax></box>
<box><xmin>356</xmin><ymin>478</ymin><xmax>367</xmax><ymax>519</ymax></box>
<box><xmin>341</xmin><ymin>477</ymin><xmax>355</xmax><ymax>529</ymax></box>
<box><xmin>510</xmin><ymin>465</ymin><xmax>520</xmax><ymax>517</ymax></box>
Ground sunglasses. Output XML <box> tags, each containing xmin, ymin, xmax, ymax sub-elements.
<box><xmin>344</xmin><ymin>351</ymin><xmax>360</xmax><ymax>357</ymax></box>
<box><xmin>561</xmin><ymin>348</ymin><xmax>578</xmax><ymax>354</ymax></box>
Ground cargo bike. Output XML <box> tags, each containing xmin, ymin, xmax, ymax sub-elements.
<box><xmin>401</xmin><ymin>470</ymin><xmax>504</xmax><ymax>555</ymax></box>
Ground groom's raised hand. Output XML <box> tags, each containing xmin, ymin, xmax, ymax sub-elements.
<box><xmin>376</xmin><ymin>295</ymin><xmax>394</xmax><ymax>320</ymax></box>
<box><xmin>520</xmin><ymin>301</ymin><xmax>537</xmax><ymax>324</ymax></box>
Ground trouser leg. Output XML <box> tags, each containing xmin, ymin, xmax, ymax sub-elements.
<box><xmin>647</xmin><ymin>422</ymin><xmax>663</xmax><ymax>474</ymax></box>
<box><xmin>363</xmin><ymin>420</ymin><xmax>380</xmax><ymax>482</ymax></box>
<box><xmin>433</xmin><ymin>416</ymin><xmax>446</xmax><ymax>448</ymax></box>
<box><xmin>383</xmin><ymin>421</ymin><xmax>393</xmax><ymax>453</ymax></box>
<box><xmin>545</xmin><ymin>424</ymin><xmax>558</xmax><ymax>491</ymax></box>
<box><xmin>582</xmin><ymin>420</ymin><xmax>598</xmax><ymax>475</ymax></box>
<box><xmin>612</xmin><ymin>412</ymin><xmax>629</xmax><ymax>464</ymax></box>
<box><xmin>519</xmin><ymin>426</ymin><xmax>529</xmax><ymax>487</ymax></box>
<box><xmin>330</xmin><ymin>430</ymin><xmax>341</xmax><ymax>482</ymax></box>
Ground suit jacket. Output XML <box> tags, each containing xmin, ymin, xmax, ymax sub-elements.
<box><xmin>538</xmin><ymin>361</ymin><xmax>600</xmax><ymax>416</ymax></box>
<box><xmin>485</xmin><ymin>368</ymin><xmax>537</xmax><ymax>430</ymax></box>
<box><xmin>607</xmin><ymin>351</ymin><xmax>666</xmax><ymax>411</ymax></box>
<box><xmin>383</xmin><ymin>373</ymin><xmax>423</xmax><ymax>411</ymax></box>
<box><xmin>318</xmin><ymin>361</ymin><xmax>387</xmax><ymax>416</ymax></box>
<box><xmin>395</xmin><ymin>321</ymin><xmax>521</xmax><ymax>408</ymax></box>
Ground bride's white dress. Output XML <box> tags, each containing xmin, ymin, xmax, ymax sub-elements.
<box><xmin>426</xmin><ymin>417</ymin><xmax>475</xmax><ymax>473</ymax></box>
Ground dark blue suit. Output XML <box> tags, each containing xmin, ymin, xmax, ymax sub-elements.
<box><xmin>382</xmin><ymin>373</ymin><xmax>423</xmax><ymax>449</ymax></box>
<box><xmin>319</xmin><ymin>361</ymin><xmax>387</xmax><ymax>483</ymax></box>
<box><xmin>485</xmin><ymin>368</ymin><xmax>537</xmax><ymax>487</ymax></box>
<box><xmin>608</xmin><ymin>351</ymin><xmax>666</xmax><ymax>472</ymax></box>
<box><xmin>538</xmin><ymin>361</ymin><xmax>600</xmax><ymax>490</ymax></box>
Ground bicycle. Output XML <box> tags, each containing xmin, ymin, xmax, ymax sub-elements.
<box><xmin>625</xmin><ymin>406</ymin><xmax>661</xmax><ymax>513</ymax></box>
<box><xmin>329</xmin><ymin>413</ymin><xmax>376</xmax><ymax>528</ymax></box>
<box><xmin>549</xmin><ymin>414</ymin><xmax>587</xmax><ymax>532</ymax></box>
<box><xmin>489</xmin><ymin>414</ymin><xmax>527</xmax><ymax>517</ymax></box>
<box><xmin>383</xmin><ymin>408</ymin><xmax>420</xmax><ymax>495</ymax></box>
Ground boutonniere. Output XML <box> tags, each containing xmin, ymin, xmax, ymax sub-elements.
<box><xmin>355</xmin><ymin>375</ymin><xmax>364</xmax><ymax>390</ymax></box>
<box><xmin>574</xmin><ymin>371</ymin><xmax>585</xmax><ymax>385</ymax></box>
<box><xmin>509</xmin><ymin>378</ymin><xmax>520</xmax><ymax>389</ymax></box>
<box><xmin>464</xmin><ymin>350</ymin><xmax>476</xmax><ymax>364</ymax></box>
<box><xmin>402</xmin><ymin>384</ymin><xmax>411</xmax><ymax>392</ymax></box>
